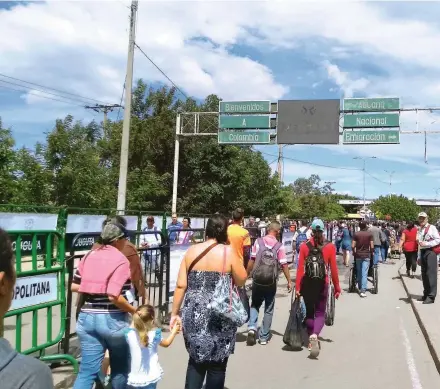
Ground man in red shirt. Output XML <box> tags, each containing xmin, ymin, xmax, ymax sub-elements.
<box><xmin>296</xmin><ymin>218</ymin><xmax>341</xmax><ymax>358</ymax></box>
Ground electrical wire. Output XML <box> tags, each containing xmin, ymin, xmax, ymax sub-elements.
<box><xmin>134</xmin><ymin>42</ymin><xmax>189</xmax><ymax>99</ymax></box>
<box><xmin>259</xmin><ymin>151</ymin><xmax>360</xmax><ymax>171</ymax></box>
<box><xmin>0</xmin><ymin>78</ymin><xmax>93</xmax><ymax>105</ymax></box>
<box><xmin>0</xmin><ymin>73</ymin><xmax>112</xmax><ymax>105</ymax></box>
<box><xmin>260</xmin><ymin>150</ymin><xmax>392</xmax><ymax>185</ymax></box>
<box><xmin>0</xmin><ymin>83</ymin><xmax>86</xmax><ymax>107</ymax></box>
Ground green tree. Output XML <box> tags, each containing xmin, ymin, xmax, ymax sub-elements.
<box><xmin>0</xmin><ymin>120</ymin><xmax>17</xmax><ymax>204</ymax></box>
<box><xmin>11</xmin><ymin>146</ymin><xmax>52</xmax><ymax>205</ymax></box>
<box><xmin>426</xmin><ymin>208</ymin><xmax>440</xmax><ymax>224</ymax></box>
<box><xmin>371</xmin><ymin>195</ymin><xmax>421</xmax><ymax>221</ymax></box>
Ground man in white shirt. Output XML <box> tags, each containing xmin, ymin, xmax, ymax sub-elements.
<box><xmin>417</xmin><ymin>212</ymin><xmax>440</xmax><ymax>304</ymax></box>
<box><xmin>140</xmin><ymin>216</ymin><xmax>162</xmax><ymax>274</ymax></box>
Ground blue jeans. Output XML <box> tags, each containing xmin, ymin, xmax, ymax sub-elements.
<box><xmin>248</xmin><ymin>285</ymin><xmax>276</xmax><ymax>341</ymax></box>
<box><xmin>381</xmin><ymin>243</ymin><xmax>389</xmax><ymax>262</ymax></box>
<box><xmin>73</xmin><ymin>312</ymin><xmax>130</xmax><ymax>389</ymax></box>
<box><xmin>373</xmin><ymin>245</ymin><xmax>381</xmax><ymax>265</ymax></box>
<box><xmin>356</xmin><ymin>258</ymin><xmax>370</xmax><ymax>293</ymax></box>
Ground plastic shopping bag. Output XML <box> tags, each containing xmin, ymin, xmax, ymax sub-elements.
<box><xmin>283</xmin><ymin>296</ymin><xmax>305</xmax><ymax>350</ymax></box>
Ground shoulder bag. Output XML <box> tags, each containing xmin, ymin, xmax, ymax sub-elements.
<box><xmin>208</xmin><ymin>246</ymin><xmax>248</xmax><ymax>327</ymax></box>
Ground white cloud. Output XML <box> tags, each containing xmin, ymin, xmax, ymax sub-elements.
<box><xmin>1</xmin><ymin>0</ymin><xmax>440</xmax><ymax>178</ymax></box>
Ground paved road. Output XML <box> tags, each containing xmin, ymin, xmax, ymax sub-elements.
<box><xmin>159</xmin><ymin>258</ymin><xmax>440</xmax><ymax>389</ymax></box>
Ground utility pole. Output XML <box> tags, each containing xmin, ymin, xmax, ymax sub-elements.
<box><xmin>277</xmin><ymin>145</ymin><xmax>283</xmax><ymax>182</ymax></box>
<box><xmin>171</xmin><ymin>114</ymin><xmax>181</xmax><ymax>214</ymax></box>
<box><xmin>85</xmin><ymin>104</ymin><xmax>122</xmax><ymax>128</ymax></box>
<box><xmin>116</xmin><ymin>0</ymin><xmax>138</xmax><ymax>214</ymax></box>
<box><xmin>353</xmin><ymin>156</ymin><xmax>376</xmax><ymax>210</ymax></box>
<box><xmin>384</xmin><ymin>170</ymin><xmax>395</xmax><ymax>197</ymax></box>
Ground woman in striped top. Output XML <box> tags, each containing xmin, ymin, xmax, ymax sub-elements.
<box><xmin>72</xmin><ymin>220</ymin><xmax>136</xmax><ymax>389</ymax></box>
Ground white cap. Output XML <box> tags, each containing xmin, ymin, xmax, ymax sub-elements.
<box><xmin>256</xmin><ymin>218</ymin><xmax>260</xmax><ymax>223</ymax></box>
<box><xmin>418</xmin><ymin>212</ymin><xmax>428</xmax><ymax>218</ymax></box>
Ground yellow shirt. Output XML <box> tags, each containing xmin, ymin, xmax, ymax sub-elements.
<box><xmin>227</xmin><ymin>224</ymin><xmax>251</xmax><ymax>263</ymax></box>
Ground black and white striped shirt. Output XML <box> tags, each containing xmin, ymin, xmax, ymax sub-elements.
<box><xmin>73</xmin><ymin>269</ymin><xmax>132</xmax><ymax>313</ymax></box>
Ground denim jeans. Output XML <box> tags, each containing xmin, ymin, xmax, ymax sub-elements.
<box><xmin>373</xmin><ymin>245</ymin><xmax>381</xmax><ymax>265</ymax></box>
<box><xmin>73</xmin><ymin>312</ymin><xmax>130</xmax><ymax>389</ymax></box>
<box><xmin>356</xmin><ymin>258</ymin><xmax>370</xmax><ymax>293</ymax></box>
<box><xmin>248</xmin><ymin>284</ymin><xmax>276</xmax><ymax>341</ymax></box>
<box><xmin>381</xmin><ymin>243</ymin><xmax>389</xmax><ymax>262</ymax></box>
<box><xmin>184</xmin><ymin>357</ymin><xmax>228</xmax><ymax>389</ymax></box>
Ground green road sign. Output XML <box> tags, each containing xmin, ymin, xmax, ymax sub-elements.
<box><xmin>218</xmin><ymin>130</ymin><xmax>271</xmax><ymax>144</ymax></box>
<box><xmin>219</xmin><ymin>100</ymin><xmax>270</xmax><ymax>113</ymax></box>
<box><xmin>343</xmin><ymin>113</ymin><xmax>400</xmax><ymax>128</ymax></box>
<box><xmin>342</xmin><ymin>130</ymin><xmax>400</xmax><ymax>144</ymax></box>
<box><xmin>219</xmin><ymin>115</ymin><xmax>271</xmax><ymax>129</ymax></box>
<box><xmin>343</xmin><ymin>98</ymin><xmax>399</xmax><ymax>111</ymax></box>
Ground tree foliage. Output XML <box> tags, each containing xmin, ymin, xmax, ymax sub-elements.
<box><xmin>1</xmin><ymin>82</ymin><xmax>350</xmax><ymax>219</ymax></box>
<box><xmin>371</xmin><ymin>195</ymin><xmax>421</xmax><ymax>221</ymax></box>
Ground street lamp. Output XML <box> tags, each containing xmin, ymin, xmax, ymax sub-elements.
<box><xmin>353</xmin><ymin>156</ymin><xmax>377</xmax><ymax>211</ymax></box>
<box><xmin>384</xmin><ymin>170</ymin><xmax>395</xmax><ymax>197</ymax></box>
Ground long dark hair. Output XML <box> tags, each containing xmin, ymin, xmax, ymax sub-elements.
<box><xmin>406</xmin><ymin>221</ymin><xmax>415</xmax><ymax>229</ymax></box>
<box><xmin>0</xmin><ymin>228</ymin><xmax>14</xmax><ymax>280</ymax></box>
<box><xmin>313</xmin><ymin>228</ymin><xmax>325</xmax><ymax>246</ymax></box>
<box><xmin>205</xmin><ymin>214</ymin><xmax>228</xmax><ymax>244</ymax></box>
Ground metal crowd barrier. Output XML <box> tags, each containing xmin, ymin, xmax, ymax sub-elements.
<box><xmin>5</xmin><ymin>230</ymin><xmax>78</xmax><ymax>372</ymax></box>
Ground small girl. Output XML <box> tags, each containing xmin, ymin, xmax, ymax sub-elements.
<box><xmin>125</xmin><ymin>304</ymin><xmax>179</xmax><ymax>389</ymax></box>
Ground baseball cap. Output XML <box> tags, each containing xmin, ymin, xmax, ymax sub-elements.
<box><xmin>418</xmin><ymin>212</ymin><xmax>428</xmax><ymax>218</ymax></box>
<box><xmin>101</xmin><ymin>220</ymin><xmax>127</xmax><ymax>243</ymax></box>
<box><xmin>311</xmin><ymin>218</ymin><xmax>325</xmax><ymax>231</ymax></box>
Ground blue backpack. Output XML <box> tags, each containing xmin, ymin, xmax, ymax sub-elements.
<box><xmin>296</xmin><ymin>230</ymin><xmax>308</xmax><ymax>253</ymax></box>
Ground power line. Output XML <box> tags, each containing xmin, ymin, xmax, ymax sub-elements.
<box><xmin>0</xmin><ymin>83</ymin><xmax>86</xmax><ymax>107</ymax></box>
<box><xmin>0</xmin><ymin>73</ymin><xmax>112</xmax><ymax>105</ymax></box>
<box><xmin>260</xmin><ymin>151</ymin><xmax>360</xmax><ymax>171</ymax></box>
<box><xmin>134</xmin><ymin>42</ymin><xmax>189</xmax><ymax>99</ymax></box>
<box><xmin>0</xmin><ymin>78</ymin><xmax>93</xmax><ymax>105</ymax></box>
<box><xmin>260</xmin><ymin>150</ymin><xmax>390</xmax><ymax>185</ymax></box>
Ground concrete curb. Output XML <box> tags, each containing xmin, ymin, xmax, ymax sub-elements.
<box><xmin>398</xmin><ymin>263</ymin><xmax>440</xmax><ymax>375</ymax></box>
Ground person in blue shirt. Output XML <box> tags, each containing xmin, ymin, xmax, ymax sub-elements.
<box><xmin>167</xmin><ymin>213</ymin><xmax>183</xmax><ymax>244</ymax></box>
<box><xmin>340</xmin><ymin>223</ymin><xmax>353</xmax><ymax>267</ymax></box>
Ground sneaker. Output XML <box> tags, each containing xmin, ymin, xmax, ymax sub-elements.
<box><xmin>360</xmin><ymin>292</ymin><xmax>367</xmax><ymax>298</ymax></box>
<box><xmin>309</xmin><ymin>335</ymin><xmax>320</xmax><ymax>358</ymax></box>
<box><xmin>247</xmin><ymin>330</ymin><xmax>256</xmax><ymax>346</ymax></box>
<box><xmin>417</xmin><ymin>296</ymin><xmax>427</xmax><ymax>302</ymax></box>
<box><xmin>259</xmin><ymin>339</ymin><xmax>268</xmax><ymax>345</ymax></box>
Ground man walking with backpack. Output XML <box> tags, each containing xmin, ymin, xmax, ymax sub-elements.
<box><xmin>246</xmin><ymin>221</ymin><xmax>292</xmax><ymax>346</ymax></box>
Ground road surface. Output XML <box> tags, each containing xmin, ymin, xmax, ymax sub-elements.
<box><xmin>158</xmin><ymin>258</ymin><xmax>440</xmax><ymax>389</ymax></box>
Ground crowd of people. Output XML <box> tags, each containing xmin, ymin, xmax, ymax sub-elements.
<box><xmin>1</xmin><ymin>208</ymin><xmax>439</xmax><ymax>389</ymax></box>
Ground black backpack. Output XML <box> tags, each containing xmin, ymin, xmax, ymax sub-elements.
<box><xmin>252</xmin><ymin>238</ymin><xmax>282</xmax><ymax>287</ymax></box>
<box><xmin>304</xmin><ymin>241</ymin><xmax>327</xmax><ymax>280</ymax></box>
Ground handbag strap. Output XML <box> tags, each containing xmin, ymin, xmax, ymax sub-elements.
<box><xmin>187</xmin><ymin>242</ymin><xmax>218</xmax><ymax>274</ymax></box>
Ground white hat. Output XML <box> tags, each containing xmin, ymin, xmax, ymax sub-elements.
<box><xmin>418</xmin><ymin>212</ymin><xmax>428</xmax><ymax>218</ymax></box>
<box><xmin>256</xmin><ymin>218</ymin><xmax>260</xmax><ymax>223</ymax></box>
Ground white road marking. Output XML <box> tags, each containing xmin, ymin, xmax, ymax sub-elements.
<box><xmin>400</xmin><ymin>317</ymin><xmax>423</xmax><ymax>389</ymax></box>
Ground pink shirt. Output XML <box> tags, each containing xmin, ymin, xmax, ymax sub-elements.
<box><xmin>251</xmin><ymin>235</ymin><xmax>287</xmax><ymax>266</ymax></box>
<box><xmin>78</xmin><ymin>245</ymin><xmax>130</xmax><ymax>297</ymax></box>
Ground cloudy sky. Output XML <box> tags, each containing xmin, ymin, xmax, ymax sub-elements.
<box><xmin>1</xmin><ymin>0</ymin><xmax>440</xmax><ymax>201</ymax></box>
